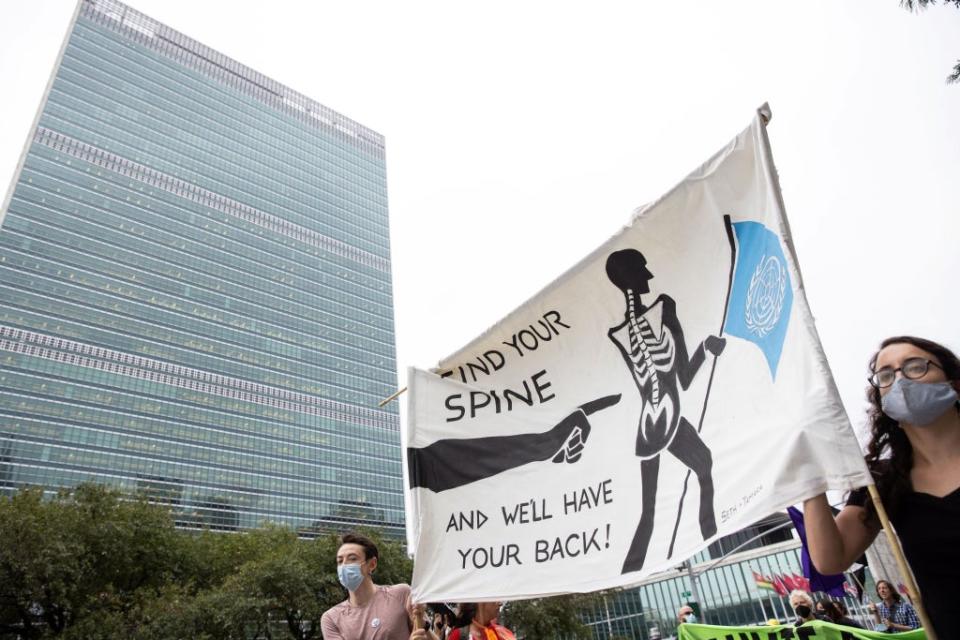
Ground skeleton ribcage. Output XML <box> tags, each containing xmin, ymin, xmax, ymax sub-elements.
<box><xmin>627</xmin><ymin>315</ymin><xmax>676</xmax><ymax>406</ymax></box>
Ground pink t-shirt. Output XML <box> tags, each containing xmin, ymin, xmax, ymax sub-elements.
<box><xmin>320</xmin><ymin>584</ymin><xmax>411</xmax><ymax>640</ymax></box>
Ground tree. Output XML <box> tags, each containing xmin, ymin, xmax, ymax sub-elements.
<box><xmin>500</xmin><ymin>593</ymin><xmax>601</xmax><ymax>640</ymax></box>
<box><xmin>0</xmin><ymin>488</ymin><xmax>84</xmax><ymax>638</ymax></box>
<box><xmin>901</xmin><ymin>0</ymin><xmax>960</xmax><ymax>82</ymax></box>
<box><xmin>0</xmin><ymin>485</ymin><xmax>183</xmax><ymax>639</ymax></box>
<box><xmin>215</xmin><ymin>527</ymin><xmax>326</xmax><ymax>640</ymax></box>
<box><xmin>0</xmin><ymin>485</ymin><xmax>415</xmax><ymax>640</ymax></box>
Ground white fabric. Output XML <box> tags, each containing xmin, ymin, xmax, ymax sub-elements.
<box><xmin>404</xmin><ymin>106</ymin><xmax>870</xmax><ymax>603</ymax></box>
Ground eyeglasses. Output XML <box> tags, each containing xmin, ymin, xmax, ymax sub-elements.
<box><xmin>869</xmin><ymin>357</ymin><xmax>943</xmax><ymax>388</ymax></box>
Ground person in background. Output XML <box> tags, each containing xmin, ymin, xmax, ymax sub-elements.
<box><xmin>428</xmin><ymin>607</ymin><xmax>451</xmax><ymax>639</ymax></box>
<box><xmin>803</xmin><ymin>336</ymin><xmax>960</xmax><ymax>638</ymax></box>
<box><xmin>788</xmin><ymin>590</ymin><xmax>820</xmax><ymax>627</ymax></box>
<box><xmin>677</xmin><ymin>605</ymin><xmax>697</xmax><ymax>625</ymax></box>
<box><xmin>820</xmin><ymin>599</ymin><xmax>863</xmax><ymax>629</ymax></box>
<box><xmin>320</xmin><ymin>532</ymin><xmax>433</xmax><ymax>640</ymax></box>
<box><xmin>446</xmin><ymin>603</ymin><xmax>515</xmax><ymax>640</ymax></box>
<box><xmin>867</xmin><ymin>580</ymin><xmax>920</xmax><ymax>633</ymax></box>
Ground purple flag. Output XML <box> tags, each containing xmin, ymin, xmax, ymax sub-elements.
<box><xmin>786</xmin><ymin>506</ymin><xmax>846</xmax><ymax>597</ymax></box>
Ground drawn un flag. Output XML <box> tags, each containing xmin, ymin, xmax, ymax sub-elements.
<box><xmin>724</xmin><ymin>221</ymin><xmax>794</xmax><ymax>378</ymax></box>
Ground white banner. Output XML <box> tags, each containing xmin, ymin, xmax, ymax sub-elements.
<box><xmin>404</xmin><ymin>106</ymin><xmax>871</xmax><ymax>603</ymax></box>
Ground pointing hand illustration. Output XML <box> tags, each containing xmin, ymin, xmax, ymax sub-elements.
<box><xmin>552</xmin><ymin>394</ymin><xmax>621</xmax><ymax>463</ymax></box>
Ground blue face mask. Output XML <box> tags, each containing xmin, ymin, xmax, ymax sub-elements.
<box><xmin>338</xmin><ymin>563</ymin><xmax>365</xmax><ymax>592</ymax></box>
<box><xmin>684</xmin><ymin>613</ymin><xmax>697</xmax><ymax>624</ymax></box>
<box><xmin>882</xmin><ymin>378</ymin><xmax>958</xmax><ymax>426</ymax></box>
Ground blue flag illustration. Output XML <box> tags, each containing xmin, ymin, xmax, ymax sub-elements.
<box><xmin>723</xmin><ymin>221</ymin><xmax>793</xmax><ymax>378</ymax></box>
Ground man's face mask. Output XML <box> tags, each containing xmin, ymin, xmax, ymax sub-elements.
<box><xmin>794</xmin><ymin>605</ymin><xmax>811</xmax><ymax>618</ymax></box>
<box><xmin>337</xmin><ymin>562</ymin><xmax>365</xmax><ymax>592</ymax></box>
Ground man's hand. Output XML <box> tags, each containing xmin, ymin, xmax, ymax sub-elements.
<box><xmin>408</xmin><ymin>603</ymin><xmax>440</xmax><ymax>640</ymax></box>
<box><xmin>408</xmin><ymin>603</ymin><xmax>425</xmax><ymax>630</ymax></box>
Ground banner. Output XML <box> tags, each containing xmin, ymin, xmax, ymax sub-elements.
<box><xmin>404</xmin><ymin>105</ymin><xmax>871</xmax><ymax>602</ymax></box>
<box><xmin>677</xmin><ymin>621</ymin><xmax>925</xmax><ymax>640</ymax></box>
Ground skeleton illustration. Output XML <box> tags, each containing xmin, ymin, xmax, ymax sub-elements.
<box><xmin>606</xmin><ymin>248</ymin><xmax>724</xmax><ymax>573</ymax></box>
<box><xmin>405</xmin><ymin>248</ymin><xmax>724</xmax><ymax>576</ymax></box>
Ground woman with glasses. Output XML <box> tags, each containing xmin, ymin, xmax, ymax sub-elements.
<box><xmin>801</xmin><ymin>336</ymin><xmax>960</xmax><ymax>637</ymax></box>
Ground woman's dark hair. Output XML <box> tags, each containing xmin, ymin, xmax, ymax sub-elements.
<box><xmin>875</xmin><ymin>580</ymin><xmax>903</xmax><ymax>603</ymax></box>
<box><xmin>820</xmin><ymin>600</ymin><xmax>844</xmax><ymax>623</ymax></box>
<box><xmin>862</xmin><ymin>336</ymin><xmax>960</xmax><ymax>527</ymax></box>
<box><xmin>452</xmin><ymin>603</ymin><xmax>478</xmax><ymax>629</ymax></box>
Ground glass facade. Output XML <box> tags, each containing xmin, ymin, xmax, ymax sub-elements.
<box><xmin>0</xmin><ymin>0</ymin><xmax>403</xmax><ymax>535</ymax></box>
<box><xmin>582</xmin><ymin>517</ymin><xmax>876</xmax><ymax>639</ymax></box>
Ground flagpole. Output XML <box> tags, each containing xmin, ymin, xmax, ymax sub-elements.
<box><xmin>866</xmin><ymin>484</ymin><xmax>937</xmax><ymax>639</ymax></box>
<box><xmin>848</xmin><ymin>569</ymin><xmax>867</xmax><ymax>602</ymax></box>
<box><xmin>769</xmin><ymin>593</ymin><xmax>785</xmax><ymax>623</ymax></box>
<box><xmin>665</xmin><ymin>214</ymin><xmax>737</xmax><ymax>558</ymax></box>
<box><xmin>844</xmin><ymin>573</ymin><xmax>869</xmax><ymax>628</ymax></box>
<box><xmin>768</xmin><ymin>595</ymin><xmax>783</xmax><ymax>623</ymax></box>
<box><xmin>378</xmin><ymin>386</ymin><xmax>407</xmax><ymax>407</ymax></box>
<box><xmin>757</xmin><ymin>594</ymin><xmax>769</xmax><ymax>623</ymax></box>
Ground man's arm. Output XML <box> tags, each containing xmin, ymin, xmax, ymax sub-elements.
<box><xmin>320</xmin><ymin>611</ymin><xmax>344</xmax><ymax>640</ymax></box>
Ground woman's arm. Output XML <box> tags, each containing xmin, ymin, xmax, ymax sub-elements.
<box><xmin>802</xmin><ymin>494</ymin><xmax>878</xmax><ymax>574</ymax></box>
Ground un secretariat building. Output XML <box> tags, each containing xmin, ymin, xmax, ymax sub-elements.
<box><xmin>0</xmin><ymin>0</ymin><xmax>403</xmax><ymax>536</ymax></box>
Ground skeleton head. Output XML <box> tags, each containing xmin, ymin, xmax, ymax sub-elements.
<box><xmin>606</xmin><ymin>249</ymin><xmax>654</xmax><ymax>296</ymax></box>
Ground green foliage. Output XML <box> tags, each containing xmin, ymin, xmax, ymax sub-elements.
<box><xmin>900</xmin><ymin>0</ymin><xmax>960</xmax><ymax>10</ymax></box>
<box><xmin>949</xmin><ymin>60</ymin><xmax>960</xmax><ymax>83</ymax></box>
<box><xmin>0</xmin><ymin>485</ymin><xmax>181</xmax><ymax>638</ymax></box>
<box><xmin>900</xmin><ymin>0</ymin><xmax>960</xmax><ymax>82</ymax></box>
<box><xmin>0</xmin><ymin>485</ymin><xmax>413</xmax><ymax>640</ymax></box>
<box><xmin>500</xmin><ymin>593</ymin><xmax>601</xmax><ymax>640</ymax></box>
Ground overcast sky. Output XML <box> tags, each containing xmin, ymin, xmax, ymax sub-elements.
<box><xmin>1</xmin><ymin>1</ymin><xmax>958</xmax><ymax>441</ymax></box>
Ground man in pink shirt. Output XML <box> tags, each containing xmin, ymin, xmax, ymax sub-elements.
<box><xmin>321</xmin><ymin>533</ymin><xmax>430</xmax><ymax>640</ymax></box>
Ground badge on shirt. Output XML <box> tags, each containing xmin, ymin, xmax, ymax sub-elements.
<box><xmin>371</xmin><ymin>618</ymin><xmax>381</xmax><ymax>629</ymax></box>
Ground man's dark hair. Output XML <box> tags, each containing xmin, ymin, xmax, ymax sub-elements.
<box><xmin>340</xmin><ymin>532</ymin><xmax>379</xmax><ymax>562</ymax></box>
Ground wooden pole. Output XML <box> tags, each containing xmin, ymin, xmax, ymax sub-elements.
<box><xmin>411</xmin><ymin>603</ymin><xmax>423</xmax><ymax>633</ymax></box>
<box><xmin>378</xmin><ymin>386</ymin><xmax>407</xmax><ymax>407</ymax></box>
<box><xmin>866</xmin><ymin>484</ymin><xmax>937</xmax><ymax>639</ymax></box>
